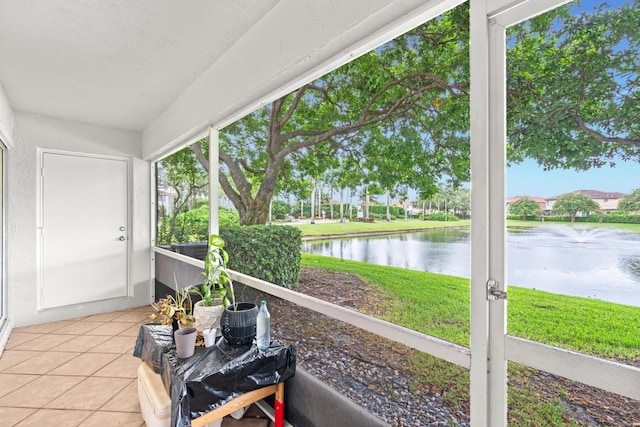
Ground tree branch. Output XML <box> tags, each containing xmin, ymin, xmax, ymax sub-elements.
<box><xmin>219</xmin><ymin>149</ymin><xmax>255</xmax><ymax>209</ymax></box>
<box><xmin>574</xmin><ymin>113</ymin><xmax>640</xmax><ymax>147</ymax></box>
<box><xmin>189</xmin><ymin>142</ymin><xmax>209</xmax><ymax>172</ymax></box>
<box><xmin>278</xmin><ymin>85</ymin><xmax>308</xmax><ymax>127</ymax></box>
<box><xmin>238</xmin><ymin>158</ymin><xmax>266</xmax><ymax>174</ymax></box>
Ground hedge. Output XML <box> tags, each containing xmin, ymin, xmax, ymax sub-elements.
<box><xmin>220</xmin><ymin>225</ymin><xmax>301</xmax><ymax>289</ymax></box>
<box><xmin>420</xmin><ymin>212</ymin><xmax>460</xmax><ymax>221</ymax></box>
<box><xmin>518</xmin><ymin>212</ymin><xmax>640</xmax><ymax>224</ymax></box>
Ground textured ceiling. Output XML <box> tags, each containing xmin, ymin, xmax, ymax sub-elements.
<box><xmin>0</xmin><ymin>0</ymin><xmax>279</xmax><ymax>131</ymax></box>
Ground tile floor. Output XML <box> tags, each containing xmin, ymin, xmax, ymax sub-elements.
<box><xmin>0</xmin><ymin>306</ymin><xmax>273</xmax><ymax>427</ymax></box>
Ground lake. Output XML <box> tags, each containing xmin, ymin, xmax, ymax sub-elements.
<box><xmin>302</xmin><ymin>225</ymin><xmax>640</xmax><ymax>307</ymax></box>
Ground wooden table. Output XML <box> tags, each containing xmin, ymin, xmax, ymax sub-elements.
<box><xmin>133</xmin><ymin>324</ymin><xmax>295</xmax><ymax>427</ymax></box>
<box><xmin>191</xmin><ymin>382</ymin><xmax>284</xmax><ymax>427</ymax></box>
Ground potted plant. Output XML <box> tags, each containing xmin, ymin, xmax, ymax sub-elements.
<box><xmin>198</xmin><ymin>234</ymin><xmax>258</xmax><ymax>346</ymax></box>
<box><xmin>150</xmin><ymin>280</ymin><xmax>195</xmax><ymax>330</ymax></box>
<box><xmin>191</xmin><ymin>234</ymin><xmax>235</xmax><ymax>334</ymax></box>
<box><xmin>150</xmin><ymin>281</ymin><xmax>198</xmax><ymax>357</ymax></box>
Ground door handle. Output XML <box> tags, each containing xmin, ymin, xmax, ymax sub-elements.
<box><xmin>119</xmin><ymin>236</ymin><xmax>126</xmax><ymax>241</ymax></box>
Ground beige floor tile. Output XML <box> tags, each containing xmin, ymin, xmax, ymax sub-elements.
<box><xmin>100</xmin><ymin>379</ymin><xmax>139</xmax><ymax>412</ymax></box>
<box><xmin>133</xmin><ymin>305</ymin><xmax>154</xmax><ymax>312</ymax></box>
<box><xmin>45</xmin><ymin>377</ymin><xmax>131</xmax><ymax>410</ymax></box>
<box><xmin>5</xmin><ymin>351</ymin><xmax>80</xmax><ymax>375</ymax></box>
<box><xmin>0</xmin><ymin>350</ymin><xmax>40</xmax><ymax>372</ymax></box>
<box><xmin>79</xmin><ymin>410</ymin><xmax>145</xmax><ymax>427</ymax></box>
<box><xmin>119</xmin><ymin>323</ymin><xmax>146</xmax><ymax>337</ymax></box>
<box><xmin>49</xmin><ymin>353</ymin><xmax>119</xmax><ymax>376</ymax></box>
<box><xmin>0</xmin><ymin>375</ymin><xmax>84</xmax><ymax>408</ymax></box>
<box><xmin>0</xmin><ymin>373</ymin><xmax>39</xmax><ymax>398</ymax></box>
<box><xmin>14</xmin><ymin>320</ymin><xmax>75</xmax><ymax>334</ymax></box>
<box><xmin>4</xmin><ymin>332</ymin><xmax>42</xmax><ymax>350</ymax></box>
<box><xmin>87</xmin><ymin>335</ymin><xmax>135</xmax><ymax>354</ymax></box>
<box><xmin>0</xmin><ymin>407</ymin><xmax>37</xmax><ymax>426</ymax></box>
<box><xmin>93</xmin><ymin>354</ymin><xmax>141</xmax><ymax>378</ymax></box>
<box><xmin>52</xmin><ymin>321</ymin><xmax>103</xmax><ymax>335</ymax></box>
<box><xmin>15</xmin><ymin>408</ymin><xmax>92</xmax><ymax>427</ymax></box>
<box><xmin>88</xmin><ymin>322</ymin><xmax>136</xmax><ymax>336</ymax></box>
<box><xmin>83</xmin><ymin>312</ymin><xmax>128</xmax><ymax>322</ymax></box>
<box><xmin>112</xmin><ymin>311</ymin><xmax>152</xmax><ymax>323</ymax></box>
<box><xmin>12</xmin><ymin>334</ymin><xmax>75</xmax><ymax>351</ymax></box>
<box><xmin>49</xmin><ymin>335</ymin><xmax>105</xmax><ymax>353</ymax></box>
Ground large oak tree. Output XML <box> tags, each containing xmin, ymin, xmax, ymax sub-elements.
<box><xmin>191</xmin><ymin>1</ymin><xmax>638</xmax><ymax>225</ymax></box>
<box><xmin>192</xmin><ymin>5</ymin><xmax>470</xmax><ymax>225</ymax></box>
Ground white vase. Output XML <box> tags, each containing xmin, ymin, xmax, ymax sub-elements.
<box><xmin>194</xmin><ymin>299</ymin><xmax>224</xmax><ymax>334</ymax></box>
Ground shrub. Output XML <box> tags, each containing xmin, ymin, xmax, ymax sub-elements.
<box><xmin>219</xmin><ymin>207</ymin><xmax>241</xmax><ymax>229</ymax></box>
<box><xmin>542</xmin><ymin>212</ymin><xmax>640</xmax><ymax>224</ymax></box>
<box><xmin>157</xmin><ymin>206</ymin><xmax>240</xmax><ymax>245</ymax></box>
<box><xmin>221</xmin><ymin>225</ymin><xmax>301</xmax><ymax>289</ymax></box>
<box><xmin>507</xmin><ymin>214</ymin><xmax>541</xmax><ymax>221</ymax></box>
<box><xmin>601</xmin><ymin>212</ymin><xmax>640</xmax><ymax>224</ymax></box>
<box><xmin>420</xmin><ymin>212</ymin><xmax>459</xmax><ymax>221</ymax></box>
<box><xmin>368</xmin><ymin>205</ymin><xmax>405</xmax><ymax>217</ymax></box>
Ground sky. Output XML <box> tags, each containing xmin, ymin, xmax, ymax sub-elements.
<box><xmin>506</xmin><ymin>159</ymin><xmax>639</xmax><ymax>198</ymax></box>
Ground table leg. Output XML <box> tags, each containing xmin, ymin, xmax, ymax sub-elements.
<box><xmin>275</xmin><ymin>382</ymin><xmax>285</xmax><ymax>427</ymax></box>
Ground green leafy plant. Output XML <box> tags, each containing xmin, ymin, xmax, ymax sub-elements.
<box><xmin>195</xmin><ymin>234</ymin><xmax>235</xmax><ymax>307</ymax></box>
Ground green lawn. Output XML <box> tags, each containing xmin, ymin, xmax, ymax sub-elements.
<box><xmin>290</xmin><ymin>218</ymin><xmax>469</xmax><ymax>237</ymax></box>
<box><xmin>301</xmin><ymin>253</ymin><xmax>640</xmax><ymax>425</ymax></box>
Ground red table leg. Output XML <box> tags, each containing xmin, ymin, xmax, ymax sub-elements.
<box><xmin>274</xmin><ymin>382</ymin><xmax>285</xmax><ymax>427</ymax></box>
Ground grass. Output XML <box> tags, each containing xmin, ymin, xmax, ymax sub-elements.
<box><xmin>301</xmin><ymin>253</ymin><xmax>640</xmax><ymax>425</ymax></box>
<box><xmin>289</xmin><ymin>218</ymin><xmax>470</xmax><ymax>237</ymax></box>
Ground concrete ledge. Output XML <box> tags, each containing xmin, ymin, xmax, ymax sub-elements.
<box><xmin>284</xmin><ymin>367</ymin><xmax>388</xmax><ymax>427</ymax></box>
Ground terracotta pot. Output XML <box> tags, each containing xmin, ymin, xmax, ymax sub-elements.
<box><xmin>220</xmin><ymin>302</ymin><xmax>258</xmax><ymax>346</ymax></box>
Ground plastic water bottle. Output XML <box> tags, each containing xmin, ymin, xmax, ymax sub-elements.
<box><xmin>256</xmin><ymin>300</ymin><xmax>271</xmax><ymax>350</ymax></box>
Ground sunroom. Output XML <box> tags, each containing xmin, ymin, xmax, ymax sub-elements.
<box><xmin>0</xmin><ymin>0</ymin><xmax>638</xmax><ymax>426</ymax></box>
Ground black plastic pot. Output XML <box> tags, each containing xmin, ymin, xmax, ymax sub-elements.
<box><xmin>220</xmin><ymin>302</ymin><xmax>258</xmax><ymax>346</ymax></box>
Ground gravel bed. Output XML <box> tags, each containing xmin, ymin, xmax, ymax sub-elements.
<box><xmin>242</xmin><ymin>268</ymin><xmax>471</xmax><ymax>427</ymax></box>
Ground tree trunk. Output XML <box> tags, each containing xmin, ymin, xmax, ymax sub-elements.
<box><xmin>570</xmin><ymin>213</ymin><xmax>576</xmax><ymax>223</ymax></box>
<box><xmin>310</xmin><ymin>184</ymin><xmax>316</xmax><ymax>224</ymax></box>
<box><xmin>386</xmin><ymin>191</ymin><xmax>391</xmax><ymax>221</ymax></box>
<box><xmin>329</xmin><ymin>184</ymin><xmax>334</xmax><ymax>219</ymax></box>
<box><xmin>365</xmin><ymin>186</ymin><xmax>370</xmax><ymax>219</ymax></box>
<box><xmin>239</xmin><ymin>198</ymin><xmax>270</xmax><ymax>225</ymax></box>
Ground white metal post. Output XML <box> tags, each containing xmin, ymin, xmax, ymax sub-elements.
<box><xmin>208</xmin><ymin>127</ymin><xmax>219</xmax><ymax>236</ymax></box>
<box><xmin>469</xmin><ymin>0</ymin><xmax>493</xmax><ymax>425</ymax></box>
<box><xmin>487</xmin><ymin>17</ymin><xmax>508</xmax><ymax>427</ymax></box>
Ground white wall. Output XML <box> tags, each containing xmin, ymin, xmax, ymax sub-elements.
<box><xmin>0</xmin><ymin>83</ymin><xmax>15</xmax><ymax>148</ymax></box>
<box><xmin>7</xmin><ymin>113</ymin><xmax>150</xmax><ymax>327</ymax></box>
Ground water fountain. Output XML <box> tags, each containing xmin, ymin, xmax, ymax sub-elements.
<box><xmin>550</xmin><ymin>225</ymin><xmax>613</xmax><ymax>243</ymax></box>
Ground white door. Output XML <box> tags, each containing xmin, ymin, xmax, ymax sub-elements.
<box><xmin>41</xmin><ymin>151</ymin><xmax>129</xmax><ymax>309</ymax></box>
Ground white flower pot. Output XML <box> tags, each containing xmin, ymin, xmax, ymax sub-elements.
<box><xmin>193</xmin><ymin>299</ymin><xmax>224</xmax><ymax>334</ymax></box>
